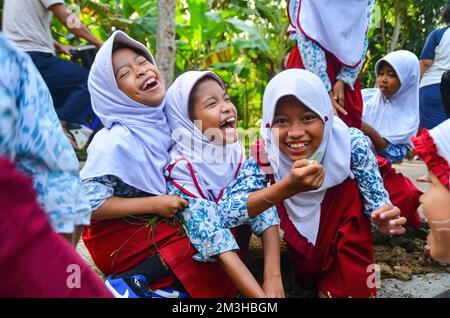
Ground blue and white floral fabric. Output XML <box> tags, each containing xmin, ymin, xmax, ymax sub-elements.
<box><xmin>167</xmin><ymin>158</ymin><xmax>280</xmax><ymax>262</ymax></box>
<box><xmin>0</xmin><ymin>33</ymin><xmax>91</xmax><ymax>233</ymax></box>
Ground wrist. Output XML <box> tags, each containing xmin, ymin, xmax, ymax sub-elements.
<box><xmin>263</xmin><ymin>272</ymin><xmax>282</xmax><ymax>280</ymax></box>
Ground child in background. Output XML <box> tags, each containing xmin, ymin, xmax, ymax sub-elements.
<box><xmin>361</xmin><ymin>50</ymin><xmax>420</xmax><ymax>164</ymax></box>
<box><xmin>361</xmin><ymin>51</ymin><xmax>423</xmax><ymax>231</ymax></box>
<box><xmin>254</xmin><ymin>69</ymin><xmax>406</xmax><ymax>297</ymax></box>
<box><xmin>81</xmin><ymin>32</ymin><xmax>240</xmax><ymax>298</ymax></box>
<box><xmin>412</xmin><ymin>119</ymin><xmax>450</xmax><ymax>264</ymax></box>
<box><xmin>164</xmin><ymin>71</ymin><xmax>326</xmax><ymax>298</ymax></box>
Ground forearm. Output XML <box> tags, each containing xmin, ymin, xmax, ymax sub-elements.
<box><xmin>53</xmin><ymin>40</ymin><xmax>62</xmax><ymax>51</ymax></box>
<box><xmin>261</xmin><ymin>226</ymin><xmax>282</xmax><ymax>279</ymax></box>
<box><xmin>91</xmin><ymin>196</ymin><xmax>159</xmax><ymax>220</ymax></box>
<box><xmin>67</xmin><ymin>24</ymin><xmax>102</xmax><ymax>48</ymax></box>
<box><xmin>361</xmin><ymin>122</ymin><xmax>388</xmax><ymax>150</ymax></box>
<box><xmin>420</xmin><ymin>59</ymin><xmax>432</xmax><ymax>79</ymax></box>
<box><xmin>247</xmin><ymin>178</ymin><xmax>297</xmax><ymax>218</ymax></box>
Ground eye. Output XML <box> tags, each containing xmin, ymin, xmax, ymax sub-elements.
<box><xmin>139</xmin><ymin>59</ymin><xmax>149</xmax><ymax>65</ymax></box>
<box><xmin>119</xmin><ymin>71</ymin><xmax>129</xmax><ymax>79</ymax></box>
<box><xmin>302</xmin><ymin>114</ymin><xmax>317</xmax><ymax>121</ymax></box>
<box><xmin>273</xmin><ymin>117</ymin><xmax>288</xmax><ymax>125</ymax></box>
<box><xmin>205</xmin><ymin>100</ymin><xmax>217</xmax><ymax>108</ymax></box>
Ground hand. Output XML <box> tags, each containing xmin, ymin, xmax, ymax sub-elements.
<box><xmin>94</xmin><ymin>40</ymin><xmax>104</xmax><ymax>49</ymax></box>
<box><xmin>333</xmin><ymin>80</ymin><xmax>346</xmax><ymax>111</ymax></box>
<box><xmin>328</xmin><ymin>82</ymin><xmax>347</xmax><ymax>116</ymax></box>
<box><xmin>371</xmin><ymin>203</ymin><xmax>407</xmax><ymax>235</ymax></box>
<box><xmin>152</xmin><ymin>195</ymin><xmax>189</xmax><ymax>218</ymax></box>
<box><xmin>262</xmin><ymin>274</ymin><xmax>285</xmax><ymax>298</ymax></box>
<box><xmin>285</xmin><ymin>159</ymin><xmax>325</xmax><ymax>194</ymax></box>
<box><xmin>416</xmin><ymin>174</ymin><xmax>430</xmax><ymax>183</ymax></box>
<box><xmin>58</xmin><ymin>44</ymin><xmax>73</xmax><ymax>56</ymax></box>
<box><xmin>61</xmin><ymin>225</ymin><xmax>86</xmax><ymax>246</ymax></box>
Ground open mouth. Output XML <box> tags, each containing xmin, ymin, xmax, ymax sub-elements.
<box><xmin>141</xmin><ymin>77</ymin><xmax>158</xmax><ymax>91</ymax></box>
<box><xmin>286</xmin><ymin>141</ymin><xmax>310</xmax><ymax>153</ymax></box>
<box><xmin>219</xmin><ymin>116</ymin><xmax>236</xmax><ymax>131</ymax></box>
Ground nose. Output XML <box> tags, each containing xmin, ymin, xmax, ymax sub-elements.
<box><xmin>288</xmin><ymin>121</ymin><xmax>306</xmax><ymax>139</ymax></box>
<box><xmin>221</xmin><ymin>100</ymin><xmax>234</xmax><ymax>113</ymax></box>
<box><xmin>137</xmin><ymin>67</ymin><xmax>147</xmax><ymax>78</ymax></box>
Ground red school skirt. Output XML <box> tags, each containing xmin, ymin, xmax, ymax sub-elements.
<box><xmin>286</xmin><ymin>45</ymin><xmax>363</xmax><ymax>129</ymax></box>
<box><xmin>82</xmin><ymin>218</ymin><xmax>251</xmax><ymax>298</ymax></box>
<box><xmin>278</xmin><ymin>178</ymin><xmax>376</xmax><ymax>298</ymax></box>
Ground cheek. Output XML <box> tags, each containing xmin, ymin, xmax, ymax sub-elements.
<box><xmin>194</xmin><ymin>110</ymin><xmax>220</xmax><ymax>133</ymax></box>
<box><xmin>311</xmin><ymin>124</ymin><xmax>324</xmax><ymax>148</ymax></box>
<box><xmin>271</xmin><ymin>127</ymin><xmax>287</xmax><ymax>147</ymax></box>
<box><xmin>118</xmin><ymin>79</ymin><xmax>137</xmax><ymax>95</ymax></box>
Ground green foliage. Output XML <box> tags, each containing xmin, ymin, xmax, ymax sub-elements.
<box><xmin>362</xmin><ymin>0</ymin><xmax>447</xmax><ymax>87</ymax></box>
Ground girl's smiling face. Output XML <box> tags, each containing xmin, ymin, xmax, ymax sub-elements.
<box><xmin>376</xmin><ymin>61</ymin><xmax>401</xmax><ymax>98</ymax></box>
<box><xmin>189</xmin><ymin>77</ymin><xmax>238</xmax><ymax>145</ymax></box>
<box><xmin>420</xmin><ymin>171</ymin><xmax>450</xmax><ymax>264</ymax></box>
<box><xmin>271</xmin><ymin>95</ymin><xmax>324</xmax><ymax>161</ymax></box>
<box><xmin>112</xmin><ymin>47</ymin><xmax>165</xmax><ymax>107</ymax></box>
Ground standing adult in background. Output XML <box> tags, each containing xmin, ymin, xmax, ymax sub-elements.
<box><xmin>2</xmin><ymin>0</ymin><xmax>103</xmax><ymax>148</ymax></box>
<box><xmin>419</xmin><ymin>2</ymin><xmax>450</xmax><ymax>129</ymax></box>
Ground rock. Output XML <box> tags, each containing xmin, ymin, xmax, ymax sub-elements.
<box><xmin>393</xmin><ymin>265</ymin><xmax>413</xmax><ymax>281</ymax></box>
<box><xmin>380</xmin><ymin>263</ymin><xmax>396</xmax><ymax>279</ymax></box>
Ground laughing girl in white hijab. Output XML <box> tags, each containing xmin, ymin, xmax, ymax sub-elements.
<box><xmin>165</xmin><ymin>71</ymin><xmax>330</xmax><ymax>298</ymax></box>
<box><xmin>79</xmin><ymin>31</ymin><xmax>194</xmax><ymax>298</ymax></box>
<box><xmin>362</xmin><ymin>50</ymin><xmax>420</xmax><ymax>164</ymax></box>
<box><xmin>257</xmin><ymin>69</ymin><xmax>407</xmax><ymax>297</ymax></box>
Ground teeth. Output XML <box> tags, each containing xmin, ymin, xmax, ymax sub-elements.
<box><xmin>220</xmin><ymin>117</ymin><xmax>236</xmax><ymax>127</ymax></box>
<box><xmin>142</xmin><ymin>77</ymin><xmax>156</xmax><ymax>90</ymax></box>
<box><xmin>288</xmin><ymin>142</ymin><xmax>309</xmax><ymax>150</ymax></box>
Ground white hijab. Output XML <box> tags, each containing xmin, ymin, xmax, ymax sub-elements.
<box><xmin>288</xmin><ymin>0</ymin><xmax>368</xmax><ymax>67</ymax></box>
<box><xmin>80</xmin><ymin>31</ymin><xmax>171</xmax><ymax>195</ymax></box>
<box><xmin>261</xmin><ymin>69</ymin><xmax>353</xmax><ymax>245</ymax></box>
<box><xmin>362</xmin><ymin>50</ymin><xmax>420</xmax><ymax>146</ymax></box>
<box><xmin>165</xmin><ymin>71</ymin><xmax>244</xmax><ymax>200</ymax></box>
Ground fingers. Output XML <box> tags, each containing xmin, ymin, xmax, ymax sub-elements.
<box><xmin>292</xmin><ymin>159</ymin><xmax>316</xmax><ymax>168</ymax></box>
<box><xmin>379</xmin><ymin>207</ymin><xmax>401</xmax><ymax>220</ymax></box>
<box><xmin>309</xmin><ymin>166</ymin><xmax>325</xmax><ymax>188</ymax></box>
<box><xmin>371</xmin><ymin>203</ymin><xmax>393</xmax><ymax>219</ymax></box>
<box><xmin>332</xmin><ymin>99</ymin><xmax>348</xmax><ymax>116</ymax></box>
<box><xmin>416</xmin><ymin>175</ymin><xmax>431</xmax><ymax>183</ymax></box>
<box><xmin>389</xmin><ymin>217</ymin><xmax>407</xmax><ymax>235</ymax></box>
<box><xmin>180</xmin><ymin>198</ymin><xmax>189</xmax><ymax>209</ymax></box>
<box><xmin>337</xmin><ymin>93</ymin><xmax>345</xmax><ymax>110</ymax></box>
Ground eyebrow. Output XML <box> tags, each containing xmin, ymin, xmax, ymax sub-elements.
<box><xmin>202</xmin><ymin>96</ymin><xmax>216</xmax><ymax>106</ymax></box>
<box><xmin>114</xmin><ymin>54</ymin><xmax>145</xmax><ymax>77</ymax></box>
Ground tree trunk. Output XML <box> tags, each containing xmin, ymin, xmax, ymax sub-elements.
<box><xmin>156</xmin><ymin>0</ymin><xmax>176</xmax><ymax>87</ymax></box>
<box><xmin>389</xmin><ymin>13</ymin><xmax>401</xmax><ymax>52</ymax></box>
